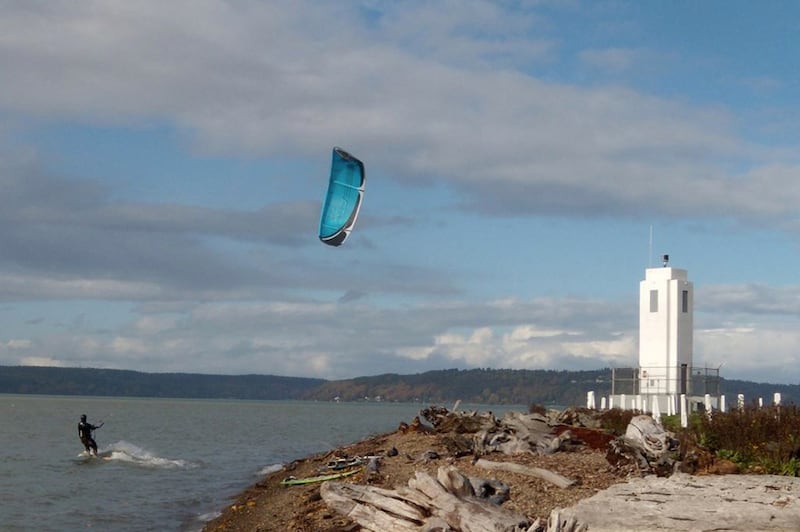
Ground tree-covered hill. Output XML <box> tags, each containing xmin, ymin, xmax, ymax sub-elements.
<box><xmin>301</xmin><ymin>368</ymin><xmax>613</xmax><ymax>406</ymax></box>
<box><xmin>0</xmin><ymin>365</ymin><xmax>796</xmax><ymax>406</ymax></box>
<box><xmin>0</xmin><ymin>366</ymin><xmax>325</xmax><ymax>400</ymax></box>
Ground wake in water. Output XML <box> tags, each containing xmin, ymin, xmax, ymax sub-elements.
<box><xmin>77</xmin><ymin>441</ymin><xmax>196</xmax><ymax>469</ymax></box>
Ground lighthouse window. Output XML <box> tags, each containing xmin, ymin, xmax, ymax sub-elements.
<box><xmin>650</xmin><ymin>290</ymin><xmax>658</xmax><ymax>312</ymax></box>
<box><xmin>682</xmin><ymin>290</ymin><xmax>689</xmax><ymax>313</ymax></box>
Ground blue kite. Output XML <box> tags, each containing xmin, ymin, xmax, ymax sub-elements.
<box><xmin>318</xmin><ymin>147</ymin><xmax>366</xmax><ymax>246</ymax></box>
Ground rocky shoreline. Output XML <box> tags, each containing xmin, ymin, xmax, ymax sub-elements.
<box><xmin>203</xmin><ymin>408</ymin><xmax>800</xmax><ymax>531</ymax></box>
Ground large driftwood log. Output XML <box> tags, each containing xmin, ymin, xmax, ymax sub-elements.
<box><xmin>474</xmin><ymin>459</ymin><xmax>576</xmax><ymax>489</ymax></box>
<box><xmin>409</xmin><ymin>469</ymin><xmax>530</xmax><ymax>532</ymax></box>
<box><xmin>321</xmin><ymin>466</ymin><xmax>531</xmax><ymax>532</ymax></box>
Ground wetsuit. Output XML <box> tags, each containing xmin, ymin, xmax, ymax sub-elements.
<box><xmin>78</xmin><ymin>420</ymin><xmax>100</xmax><ymax>455</ymax></box>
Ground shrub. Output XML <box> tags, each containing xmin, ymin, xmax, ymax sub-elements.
<box><xmin>682</xmin><ymin>404</ymin><xmax>800</xmax><ymax>475</ymax></box>
<box><xmin>597</xmin><ymin>408</ymin><xmax>636</xmax><ymax>436</ymax></box>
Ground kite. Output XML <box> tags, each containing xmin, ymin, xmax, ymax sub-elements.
<box><xmin>318</xmin><ymin>147</ymin><xmax>365</xmax><ymax>246</ymax></box>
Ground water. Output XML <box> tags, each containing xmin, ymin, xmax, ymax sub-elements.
<box><xmin>0</xmin><ymin>395</ymin><xmax>521</xmax><ymax>531</ymax></box>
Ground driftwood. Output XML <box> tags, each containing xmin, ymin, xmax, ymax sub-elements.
<box><xmin>417</xmin><ymin>407</ymin><xmax>614</xmax><ymax>459</ymax></box>
<box><xmin>606</xmin><ymin>415</ymin><xmax>679</xmax><ymax>476</ymax></box>
<box><xmin>322</xmin><ymin>466</ymin><xmax>529</xmax><ymax>532</ymax></box>
<box><xmin>529</xmin><ymin>510</ymin><xmax>588</xmax><ymax>532</ymax></box>
<box><xmin>321</xmin><ymin>465</ymin><xmax>587</xmax><ymax>532</ymax></box>
<box><xmin>474</xmin><ymin>459</ymin><xmax>576</xmax><ymax>489</ymax></box>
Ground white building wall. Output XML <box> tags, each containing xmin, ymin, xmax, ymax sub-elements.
<box><xmin>639</xmin><ymin>267</ymin><xmax>693</xmax><ymax>395</ymax></box>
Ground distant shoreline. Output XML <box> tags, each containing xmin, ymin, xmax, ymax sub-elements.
<box><xmin>3</xmin><ymin>365</ymin><xmax>796</xmax><ymax>405</ymax></box>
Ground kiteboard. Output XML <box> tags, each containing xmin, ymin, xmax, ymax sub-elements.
<box><xmin>280</xmin><ymin>468</ymin><xmax>361</xmax><ymax>486</ymax></box>
<box><xmin>77</xmin><ymin>450</ymin><xmax>113</xmax><ymax>461</ymax></box>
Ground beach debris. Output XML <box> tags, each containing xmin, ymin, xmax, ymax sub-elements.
<box><xmin>474</xmin><ymin>459</ymin><xmax>576</xmax><ymax>489</ymax></box>
<box><xmin>321</xmin><ymin>465</ymin><xmax>538</xmax><ymax>532</ymax></box>
<box><xmin>606</xmin><ymin>415</ymin><xmax>679</xmax><ymax>476</ymax></box>
<box><xmin>416</xmin><ymin>407</ymin><xmax>616</xmax><ymax>460</ymax></box>
<box><xmin>280</xmin><ymin>468</ymin><xmax>362</xmax><ymax>486</ymax></box>
<box><xmin>528</xmin><ymin>510</ymin><xmax>588</xmax><ymax>532</ymax></box>
<box><xmin>399</xmin><ymin>415</ymin><xmax>436</xmax><ymax>434</ymax></box>
<box><xmin>323</xmin><ymin>456</ymin><xmax>368</xmax><ymax>471</ymax></box>
<box><xmin>410</xmin><ymin>450</ymin><xmax>440</xmax><ymax>464</ymax></box>
<box><xmin>469</xmin><ymin>477</ymin><xmax>510</xmax><ymax>505</ymax></box>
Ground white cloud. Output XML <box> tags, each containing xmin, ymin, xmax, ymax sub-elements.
<box><xmin>0</xmin><ymin>0</ymin><xmax>796</xmax><ymax>228</ymax></box>
<box><xmin>5</xmin><ymin>339</ymin><xmax>33</xmax><ymax>350</ymax></box>
<box><xmin>0</xmin><ymin>1</ymin><xmax>798</xmax><ymax>386</ymax></box>
<box><xmin>19</xmin><ymin>357</ymin><xmax>67</xmax><ymax>367</ymax></box>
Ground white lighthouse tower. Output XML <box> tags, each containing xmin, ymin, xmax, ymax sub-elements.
<box><xmin>638</xmin><ymin>255</ymin><xmax>693</xmax><ymax>396</ymax></box>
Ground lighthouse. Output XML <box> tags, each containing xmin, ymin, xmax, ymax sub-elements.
<box><xmin>638</xmin><ymin>255</ymin><xmax>693</xmax><ymax>396</ymax></box>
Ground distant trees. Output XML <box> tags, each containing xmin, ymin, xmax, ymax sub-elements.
<box><xmin>304</xmin><ymin>368</ymin><xmax>615</xmax><ymax>406</ymax></box>
<box><xmin>0</xmin><ymin>366</ymin><xmax>324</xmax><ymax>400</ymax></box>
<box><xmin>0</xmin><ymin>365</ymin><xmax>796</xmax><ymax>405</ymax></box>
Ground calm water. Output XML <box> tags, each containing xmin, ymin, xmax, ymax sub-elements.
<box><xmin>0</xmin><ymin>395</ymin><xmax>520</xmax><ymax>531</ymax></box>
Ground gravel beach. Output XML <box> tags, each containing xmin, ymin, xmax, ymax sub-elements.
<box><xmin>203</xmin><ymin>415</ymin><xmax>800</xmax><ymax>532</ymax></box>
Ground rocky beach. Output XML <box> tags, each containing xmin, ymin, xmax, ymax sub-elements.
<box><xmin>203</xmin><ymin>407</ymin><xmax>800</xmax><ymax>531</ymax></box>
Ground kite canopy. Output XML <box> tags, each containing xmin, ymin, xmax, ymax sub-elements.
<box><xmin>318</xmin><ymin>147</ymin><xmax>366</xmax><ymax>246</ymax></box>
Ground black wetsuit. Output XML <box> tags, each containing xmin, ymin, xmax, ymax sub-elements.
<box><xmin>78</xmin><ymin>420</ymin><xmax>100</xmax><ymax>454</ymax></box>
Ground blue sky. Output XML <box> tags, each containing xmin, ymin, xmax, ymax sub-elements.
<box><xmin>1</xmin><ymin>0</ymin><xmax>799</xmax><ymax>384</ymax></box>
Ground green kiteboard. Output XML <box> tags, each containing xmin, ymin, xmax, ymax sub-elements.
<box><xmin>280</xmin><ymin>467</ymin><xmax>361</xmax><ymax>486</ymax></box>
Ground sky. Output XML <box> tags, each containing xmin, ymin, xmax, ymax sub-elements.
<box><xmin>0</xmin><ymin>0</ymin><xmax>799</xmax><ymax>384</ymax></box>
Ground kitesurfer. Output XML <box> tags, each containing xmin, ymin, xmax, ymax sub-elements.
<box><xmin>78</xmin><ymin>414</ymin><xmax>103</xmax><ymax>455</ymax></box>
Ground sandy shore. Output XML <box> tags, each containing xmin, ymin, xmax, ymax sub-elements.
<box><xmin>203</xmin><ymin>417</ymin><xmax>800</xmax><ymax>532</ymax></box>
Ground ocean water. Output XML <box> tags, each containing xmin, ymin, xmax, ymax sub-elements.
<box><xmin>0</xmin><ymin>395</ymin><xmax>520</xmax><ymax>532</ymax></box>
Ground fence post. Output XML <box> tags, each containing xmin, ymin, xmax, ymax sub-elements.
<box><xmin>651</xmin><ymin>395</ymin><xmax>661</xmax><ymax>424</ymax></box>
<box><xmin>720</xmin><ymin>395</ymin><xmax>726</xmax><ymax>413</ymax></box>
<box><xmin>680</xmin><ymin>394</ymin><xmax>688</xmax><ymax>428</ymax></box>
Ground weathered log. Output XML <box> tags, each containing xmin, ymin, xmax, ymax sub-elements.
<box><xmin>438</xmin><ymin>466</ymin><xmax>475</xmax><ymax>497</ymax></box>
<box><xmin>320</xmin><ymin>481</ymin><xmax>427</xmax><ymax>523</ymax></box>
<box><xmin>527</xmin><ymin>510</ymin><xmax>588</xmax><ymax>532</ymax></box>
<box><xmin>322</xmin><ymin>466</ymin><xmax>531</xmax><ymax>532</ymax></box>
<box><xmin>409</xmin><ymin>469</ymin><xmax>530</xmax><ymax>532</ymax></box>
<box><xmin>423</xmin><ymin>516</ymin><xmax>455</xmax><ymax>532</ymax></box>
<box><xmin>527</xmin><ymin>508</ymin><xmax>589</xmax><ymax>532</ymax></box>
<box><xmin>474</xmin><ymin>459</ymin><xmax>575</xmax><ymax>489</ymax></box>
<box><xmin>607</xmin><ymin>415</ymin><xmax>679</xmax><ymax>476</ymax></box>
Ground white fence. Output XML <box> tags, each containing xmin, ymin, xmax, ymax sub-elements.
<box><xmin>586</xmin><ymin>391</ymin><xmax>783</xmax><ymax>428</ymax></box>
